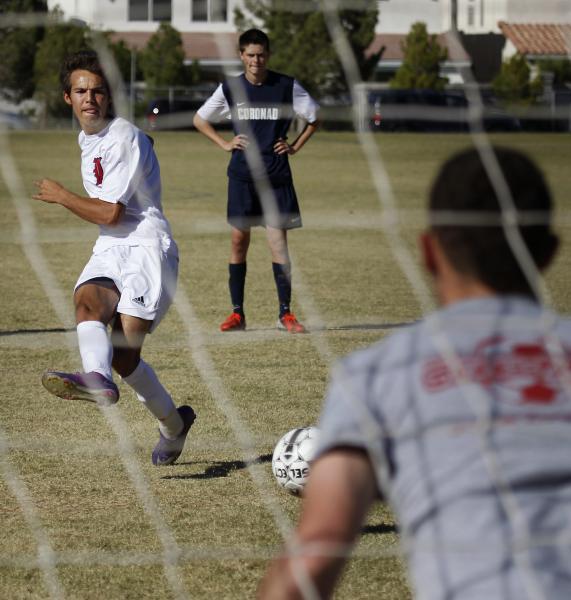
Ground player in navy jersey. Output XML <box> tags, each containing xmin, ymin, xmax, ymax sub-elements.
<box><xmin>259</xmin><ymin>147</ymin><xmax>571</xmax><ymax>599</ymax></box>
<box><xmin>193</xmin><ymin>29</ymin><xmax>320</xmax><ymax>333</ymax></box>
<box><xmin>32</xmin><ymin>51</ymin><xmax>195</xmax><ymax>466</ymax></box>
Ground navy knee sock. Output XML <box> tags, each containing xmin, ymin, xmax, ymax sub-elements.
<box><xmin>229</xmin><ymin>263</ymin><xmax>246</xmax><ymax>315</ymax></box>
<box><xmin>272</xmin><ymin>262</ymin><xmax>291</xmax><ymax>318</ymax></box>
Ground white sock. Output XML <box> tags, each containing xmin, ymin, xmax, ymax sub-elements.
<box><xmin>159</xmin><ymin>409</ymin><xmax>186</xmax><ymax>440</ymax></box>
<box><xmin>77</xmin><ymin>321</ymin><xmax>113</xmax><ymax>381</ymax></box>
<box><xmin>122</xmin><ymin>360</ymin><xmax>183</xmax><ymax>439</ymax></box>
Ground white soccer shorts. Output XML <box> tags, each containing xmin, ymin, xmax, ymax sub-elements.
<box><xmin>75</xmin><ymin>245</ymin><xmax>179</xmax><ymax>332</ymax></box>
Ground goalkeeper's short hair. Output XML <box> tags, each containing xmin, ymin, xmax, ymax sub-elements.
<box><xmin>429</xmin><ymin>146</ymin><xmax>558</xmax><ymax>296</ymax></box>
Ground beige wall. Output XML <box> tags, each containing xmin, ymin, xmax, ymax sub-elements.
<box><xmin>47</xmin><ymin>0</ymin><xmax>240</xmax><ymax>32</ymax></box>
<box><xmin>47</xmin><ymin>0</ymin><xmax>571</xmax><ymax>37</ymax></box>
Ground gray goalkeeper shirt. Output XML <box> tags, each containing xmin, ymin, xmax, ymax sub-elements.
<box><xmin>317</xmin><ymin>296</ymin><xmax>571</xmax><ymax>600</ymax></box>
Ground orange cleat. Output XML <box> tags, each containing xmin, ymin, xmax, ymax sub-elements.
<box><xmin>220</xmin><ymin>312</ymin><xmax>246</xmax><ymax>332</ymax></box>
<box><xmin>277</xmin><ymin>312</ymin><xmax>307</xmax><ymax>334</ymax></box>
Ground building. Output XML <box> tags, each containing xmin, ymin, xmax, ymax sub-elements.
<box><xmin>374</xmin><ymin>0</ymin><xmax>570</xmax><ymax>81</ymax></box>
<box><xmin>375</xmin><ymin>0</ymin><xmax>569</xmax><ymax>34</ymax></box>
<box><xmin>49</xmin><ymin>0</ymin><xmax>241</xmax><ymax>73</ymax></box>
<box><xmin>49</xmin><ymin>0</ymin><xmax>239</xmax><ymax>32</ymax></box>
<box><xmin>47</xmin><ymin>0</ymin><xmax>571</xmax><ymax>82</ymax></box>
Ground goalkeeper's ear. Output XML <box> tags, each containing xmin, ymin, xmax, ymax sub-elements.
<box><xmin>420</xmin><ymin>232</ymin><xmax>438</xmax><ymax>277</ymax></box>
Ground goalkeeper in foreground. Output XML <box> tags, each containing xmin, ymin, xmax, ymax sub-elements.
<box><xmin>259</xmin><ymin>146</ymin><xmax>571</xmax><ymax>599</ymax></box>
<box><xmin>32</xmin><ymin>50</ymin><xmax>195</xmax><ymax>466</ymax></box>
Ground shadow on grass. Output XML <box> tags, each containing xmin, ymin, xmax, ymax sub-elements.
<box><xmin>361</xmin><ymin>523</ymin><xmax>398</xmax><ymax>535</ymax></box>
<box><xmin>163</xmin><ymin>453</ymin><xmax>273</xmax><ymax>480</ymax></box>
<box><xmin>0</xmin><ymin>327</ymin><xmax>73</xmax><ymax>336</ymax></box>
<box><xmin>325</xmin><ymin>322</ymin><xmax>415</xmax><ymax>331</ymax></box>
<box><xmin>0</xmin><ymin>322</ymin><xmax>415</xmax><ymax>337</ymax></box>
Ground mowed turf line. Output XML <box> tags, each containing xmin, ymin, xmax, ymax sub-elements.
<box><xmin>1</xmin><ymin>131</ymin><xmax>570</xmax><ymax>599</ymax></box>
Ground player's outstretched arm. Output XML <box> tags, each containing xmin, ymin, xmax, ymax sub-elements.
<box><xmin>274</xmin><ymin>120</ymin><xmax>320</xmax><ymax>156</ymax></box>
<box><xmin>192</xmin><ymin>113</ymin><xmax>248</xmax><ymax>152</ymax></box>
<box><xmin>258</xmin><ymin>448</ymin><xmax>377</xmax><ymax>599</ymax></box>
<box><xmin>33</xmin><ymin>178</ymin><xmax>124</xmax><ymax>226</ymax></box>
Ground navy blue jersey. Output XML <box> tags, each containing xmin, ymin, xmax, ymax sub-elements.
<box><xmin>222</xmin><ymin>71</ymin><xmax>295</xmax><ymax>185</ymax></box>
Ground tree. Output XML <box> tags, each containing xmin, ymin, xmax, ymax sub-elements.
<box><xmin>33</xmin><ymin>7</ymin><xmax>89</xmax><ymax>118</ymax></box>
<box><xmin>34</xmin><ymin>12</ymin><xmax>144</xmax><ymax>119</ymax></box>
<box><xmin>492</xmin><ymin>53</ymin><xmax>543</xmax><ymax>105</ymax></box>
<box><xmin>234</xmin><ymin>0</ymin><xmax>381</xmax><ymax>98</ymax></box>
<box><xmin>390</xmin><ymin>22</ymin><xmax>448</xmax><ymax>90</ymax></box>
<box><xmin>537</xmin><ymin>58</ymin><xmax>571</xmax><ymax>88</ymax></box>
<box><xmin>183</xmin><ymin>59</ymin><xmax>202</xmax><ymax>86</ymax></box>
<box><xmin>100</xmin><ymin>33</ymin><xmax>141</xmax><ymax>85</ymax></box>
<box><xmin>0</xmin><ymin>0</ymin><xmax>48</xmax><ymax>102</ymax></box>
<box><xmin>139</xmin><ymin>23</ymin><xmax>186</xmax><ymax>90</ymax></box>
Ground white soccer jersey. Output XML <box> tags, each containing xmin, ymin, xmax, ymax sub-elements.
<box><xmin>317</xmin><ymin>296</ymin><xmax>571</xmax><ymax>600</ymax></box>
<box><xmin>78</xmin><ymin>117</ymin><xmax>177</xmax><ymax>256</ymax></box>
<box><xmin>196</xmin><ymin>79</ymin><xmax>319</xmax><ymax>124</ymax></box>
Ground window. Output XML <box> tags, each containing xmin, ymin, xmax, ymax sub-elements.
<box><xmin>129</xmin><ymin>0</ymin><xmax>148</xmax><ymax>20</ymax></box>
<box><xmin>192</xmin><ymin>0</ymin><xmax>207</xmax><ymax>21</ymax></box>
<box><xmin>153</xmin><ymin>0</ymin><xmax>171</xmax><ymax>21</ymax></box>
<box><xmin>129</xmin><ymin>0</ymin><xmax>171</xmax><ymax>22</ymax></box>
<box><xmin>467</xmin><ymin>4</ymin><xmax>475</xmax><ymax>26</ymax></box>
<box><xmin>211</xmin><ymin>0</ymin><xmax>227</xmax><ymax>21</ymax></box>
<box><xmin>192</xmin><ymin>0</ymin><xmax>227</xmax><ymax>22</ymax></box>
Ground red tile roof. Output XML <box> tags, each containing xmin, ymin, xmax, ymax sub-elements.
<box><xmin>110</xmin><ymin>30</ymin><xmax>469</xmax><ymax>64</ymax></box>
<box><xmin>498</xmin><ymin>22</ymin><xmax>571</xmax><ymax>56</ymax></box>
<box><xmin>367</xmin><ymin>33</ymin><xmax>470</xmax><ymax>62</ymax></box>
<box><xmin>109</xmin><ymin>31</ymin><xmax>239</xmax><ymax>60</ymax></box>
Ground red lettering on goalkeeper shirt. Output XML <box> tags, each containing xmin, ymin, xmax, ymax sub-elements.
<box><xmin>93</xmin><ymin>157</ymin><xmax>104</xmax><ymax>186</ymax></box>
<box><xmin>421</xmin><ymin>336</ymin><xmax>571</xmax><ymax>406</ymax></box>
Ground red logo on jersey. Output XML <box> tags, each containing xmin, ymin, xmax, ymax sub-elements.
<box><xmin>93</xmin><ymin>157</ymin><xmax>104</xmax><ymax>186</ymax></box>
<box><xmin>421</xmin><ymin>336</ymin><xmax>571</xmax><ymax>406</ymax></box>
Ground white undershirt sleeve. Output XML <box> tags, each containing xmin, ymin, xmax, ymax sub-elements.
<box><xmin>293</xmin><ymin>80</ymin><xmax>320</xmax><ymax>124</ymax></box>
<box><xmin>196</xmin><ymin>84</ymin><xmax>231</xmax><ymax>123</ymax></box>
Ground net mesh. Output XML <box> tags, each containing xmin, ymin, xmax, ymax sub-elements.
<box><xmin>1</xmin><ymin>2</ymin><xmax>570</xmax><ymax>599</ymax></box>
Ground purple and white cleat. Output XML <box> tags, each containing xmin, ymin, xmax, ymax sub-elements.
<box><xmin>41</xmin><ymin>370</ymin><xmax>119</xmax><ymax>406</ymax></box>
<box><xmin>152</xmin><ymin>405</ymin><xmax>196</xmax><ymax>466</ymax></box>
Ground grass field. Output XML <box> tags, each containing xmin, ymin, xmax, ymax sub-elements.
<box><xmin>1</xmin><ymin>130</ymin><xmax>571</xmax><ymax>599</ymax></box>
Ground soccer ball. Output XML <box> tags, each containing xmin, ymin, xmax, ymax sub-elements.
<box><xmin>272</xmin><ymin>426</ymin><xmax>320</xmax><ymax>496</ymax></box>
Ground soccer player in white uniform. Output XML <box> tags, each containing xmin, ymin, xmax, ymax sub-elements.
<box><xmin>259</xmin><ymin>147</ymin><xmax>571</xmax><ymax>599</ymax></box>
<box><xmin>193</xmin><ymin>29</ymin><xmax>319</xmax><ymax>333</ymax></box>
<box><xmin>33</xmin><ymin>50</ymin><xmax>195</xmax><ymax>466</ymax></box>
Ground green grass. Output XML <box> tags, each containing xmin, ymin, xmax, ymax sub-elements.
<box><xmin>1</xmin><ymin>131</ymin><xmax>571</xmax><ymax>599</ymax></box>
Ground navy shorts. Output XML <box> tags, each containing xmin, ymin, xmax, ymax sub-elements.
<box><xmin>227</xmin><ymin>178</ymin><xmax>302</xmax><ymax>230</ymax></box>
